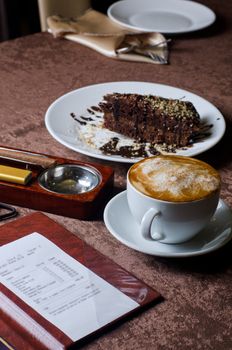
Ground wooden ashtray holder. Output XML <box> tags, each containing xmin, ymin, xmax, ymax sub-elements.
<box><xmin>0</xmin><ymin>146</ymin><xmax>114</xmax><ymax>219</ymax></box>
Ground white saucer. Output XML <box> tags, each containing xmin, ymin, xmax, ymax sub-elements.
<box><xmin>103</xmin><ymin>191</ymin><xmax>232</xmax><ymax>258</ymax></box>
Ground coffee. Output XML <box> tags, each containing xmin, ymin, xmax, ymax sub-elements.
<box><xmin>129</xmin><ymin>155</ymin><xmax>220</xmax><ymax>202</ymax></box>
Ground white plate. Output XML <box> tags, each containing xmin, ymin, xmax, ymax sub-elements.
<box><xmin>45</xmin><ymin>81</ymin><xmax>225</xmax><ymax>164</ymax></box>
<box><xmin>107</xmin><ymin>0</ymin><xmax>216</xmax><ymax>34</ymax></box>
<box><xmin>104</xmin><ymin>191</ymin><xmax>232</xmax><ymax>258</ymax></box>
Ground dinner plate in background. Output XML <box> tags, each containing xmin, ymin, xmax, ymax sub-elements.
<box><xmin>107</xmin><ymin>0</ymin><xmax>216</xmax><ymax>34</ymax></box>
<box><xmin>45</xmin><ymin>81</ymin><xmax>226</xmax><ymax>164</ymax></box>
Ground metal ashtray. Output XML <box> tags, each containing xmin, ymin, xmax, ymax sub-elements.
<box><xmin>38</xmin><ymin>164</ymin><xmax>101</xmax><ymax>195</ymax></box>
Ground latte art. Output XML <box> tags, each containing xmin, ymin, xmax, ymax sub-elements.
<box><xmin>129</xmin><ymin>155</ymin><xmax>220</xmax><ymax>202</ymax></box>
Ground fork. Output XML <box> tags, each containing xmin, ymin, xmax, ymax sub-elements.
<box><xmin>116</xmin><ymin>38</ymin><xmax>171</xmax><ymax>55</ymax></box>
<box><xmin>130</xmin><ymin>47</ymin><xmax>168</xmax><ymax>64</ymax></box>
<box><xmin>147</xmin><ymin>51</ymin><xmax>168</xmax><ymax>64</ymax></box>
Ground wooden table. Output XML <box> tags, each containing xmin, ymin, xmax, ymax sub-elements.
<box><xmin>0</xmin><ymin>0</ymin><xmax>232</xmax><ymax>348</ymax></box>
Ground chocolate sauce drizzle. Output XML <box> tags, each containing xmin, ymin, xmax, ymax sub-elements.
<box><xmin>80</xmin><ymin>116</ymin><xmax>94</xmax><ymax>122</ymax></box>
<box><xmin>99</xmin><ymin>138</ymin><xmax>150</xmax><ymax>158</ymax></box>
<box><xmin>70</xmin><ymin>112</ymin><xmax>87</xmax><ymax>125</ymax></box>
<box><xmin>191</xmin><ymin>123</ymin><xmax>213</xmax><ymax>143</ymax></box>
<box><xmin>91</xmin><ymin>106</ymin><xmax>102</xmax><ymax>112</ymax></box>
<box><xmin>87</xmin><ymin>108</ymin><xmax>95</xmax><ymax>115</ymax></box>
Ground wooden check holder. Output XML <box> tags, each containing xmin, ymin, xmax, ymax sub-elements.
<box><xmin>0</xmin><ymin>212</ymin><xmax>162</xmax><ymax>350</ymax></box>
<box><xmin>0</xmin><ymin>146</ymin><xmax>114</xmax><ymax>219</ymax></box>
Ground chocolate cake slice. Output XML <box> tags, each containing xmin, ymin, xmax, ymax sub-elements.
<box><xmin>99</xmin><ymin>93</ymin><xmax>200</xmax><ymax>147</ymax></box>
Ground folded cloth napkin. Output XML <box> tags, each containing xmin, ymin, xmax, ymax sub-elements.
<box><xmin>47</xmin><ymin>10</ymin><xmax>169</xmax><ymax>64</ymax></box>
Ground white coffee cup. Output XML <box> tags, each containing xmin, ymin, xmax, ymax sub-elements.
<box><xmin>127</xmin><ymin>155</ymin><xmax>221</xmax><ymax>244</ymax></box>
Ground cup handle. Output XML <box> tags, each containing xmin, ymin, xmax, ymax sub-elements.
<box><xmin>141</xmin><ymin>208</ymin><xmax>162</xmax><ymax>241</ymax></box>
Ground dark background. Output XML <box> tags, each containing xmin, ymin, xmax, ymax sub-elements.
<box><xmin>0</xmin><ymin>0</ymin><xmax>117</xmax><ymax>42</ymax></box>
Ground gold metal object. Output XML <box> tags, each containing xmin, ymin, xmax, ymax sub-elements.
<box><xmin>0</xmin><ymin>165</ymin><xmax>32</xmax><ymax>185</ymax></box>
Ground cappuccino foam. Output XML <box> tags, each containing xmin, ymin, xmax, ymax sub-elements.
<box><xmin>129</xmin><ymin>155</ymin><xmax>220</xmax><ymax>202</ymax></box>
